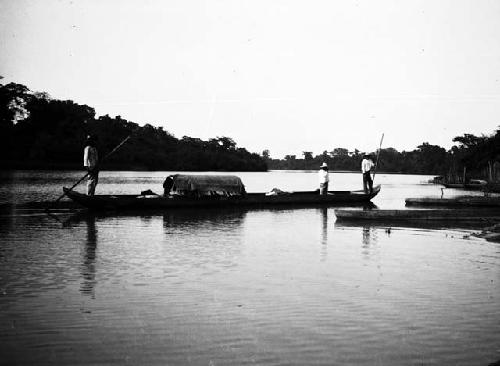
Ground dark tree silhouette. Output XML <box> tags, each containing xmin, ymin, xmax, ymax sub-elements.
<box><xmin>0</xmin><ymin>82</ymin><xmax>267</xmax><ymax>171</ymax></box>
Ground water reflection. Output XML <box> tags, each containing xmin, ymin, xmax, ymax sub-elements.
<box><xmin>80</xmin><ymin>215</ymin><xmax>97</xmax><ymax>297</ymax></box>
<box><xmin>362</xmin><ymin>226</ymin><xmax>376</xmax><ymax>246</ymax></box>
<box><xmin>1</xmin><ymin>200</ymin><xmax>499</xmax><ymax>365</ymax></box>
<box><xmin>162</xmin><ymin>208</ymin><xmax>247</xmax><ymax>229</ymax></box>
<box><xmin>361</xmin><ymin>225</ymin><xmax>379</xmax><ymax>260</ymax></box>
<box><xmin>161</xmin><ymin>209</ymin><xmax>248</xmax><ymax>273</ymax></box>
<box><xmin>320</xmin><ymin>208</ymin><xmax>329</xmax><ymax>261</ymax></box>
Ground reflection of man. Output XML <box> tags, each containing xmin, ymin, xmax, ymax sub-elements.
<box><xmin>362</xmin><ymin>226</ymin><xmax>371</xmax><ymax>246</ymax></box>
<box><xmin>361</xmin><ymin>154</ymin><xmax>374</xmax><ymax>194</ymax></box>
<box><xmin>318</xmin><ymin>162</ymin><xmax>329</xmax><ymax>195</ymax></box>
<box><xmin>83</xmin><ymin>135</ymin><xmax>99</xmax><ymax>196</ymax></box>
<box><xmin>81</xmin><ymin>215</ymin><xmax>97</xmax><ymax>297</ymax></box>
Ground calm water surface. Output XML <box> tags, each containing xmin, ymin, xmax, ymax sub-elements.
<box><xmin>1</xmin><ymin>171</ymin><xmax>499</xmax><ymax>365</ymax></box>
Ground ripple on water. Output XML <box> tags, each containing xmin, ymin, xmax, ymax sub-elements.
<box><xmin>1</xmin><ymin>208</ymin><xmax>500</xmax><ymax>365</ymax></box>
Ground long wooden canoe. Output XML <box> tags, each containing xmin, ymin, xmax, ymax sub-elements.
<box><xmin>335</xmin><ymin>208</ymin><xmax>500</xmax><ymax>221</ymax></box>
<box><xmin>406</xmin><ymin>196</ymin><xmax>500</xmax><ymax>208</ymax></box>
<box><xmin>63</xmin><ymin>185</ymin><xmax>381</xmax><ymax>211</ymax></box>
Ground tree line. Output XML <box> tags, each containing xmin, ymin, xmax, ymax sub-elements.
<box><xmin>0</xmin><ymin>81</ymin><xmax>267</xmax><ymax>171</ymax></box>
<box><xmin>1</xmin><ymin>79</ymin><xmax>499</xmax><ymax>179</ymax></box>
<box><xmin>263</xmin><ymin>144</ymin><xmax>448</xmax><ymax>174</ymax></box>
<box><xmin>262</xmin><ymin>130</ymin><xmax>500</xmax><ymax>182</ymax></box>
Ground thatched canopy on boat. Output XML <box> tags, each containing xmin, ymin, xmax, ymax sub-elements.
<box><xmin>168</xmin><ymin>174</ymin><xmax>246</xmax><ymax>196</ymax></box>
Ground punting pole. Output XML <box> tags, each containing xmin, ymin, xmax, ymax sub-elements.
<box><xmin>372</xmin><ymin>133</ymin><xmax>384</xmax><ymax>183</ymax></box>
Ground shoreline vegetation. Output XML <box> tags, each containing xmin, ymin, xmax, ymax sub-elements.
<box><xmin>1</xmin><ymin>80</ymin><xmax>499</xmax><ymax>181</ymax></box>
<box><xmin>0</xmin><ymin>81</ymin><xmax>266</xmax><ymax>172</ymax></box>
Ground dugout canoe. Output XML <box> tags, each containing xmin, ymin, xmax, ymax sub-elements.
<box><xmin>62</xmin><ymin>185</ymin><xmax>381</xmax><ymax>211</ymax></box>
<box><xmin>442</xmin><ymin>180</ymin><xmax>487</xmax><ymax>191</ymax></box>
<box><xmin>334</xmin><ymin>208</ymin><xmax>500</xmax><ymax>222</ymax></box>
<box><xmin>406</xmin><ymin>196</ymin><xmax>500</xmax><ymax>208</ymax></box>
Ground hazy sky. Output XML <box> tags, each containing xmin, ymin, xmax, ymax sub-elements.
<box><xmin>1</xmin><ymin>0</ymin><xmax>499</xmax><ymax>158</ymax></box>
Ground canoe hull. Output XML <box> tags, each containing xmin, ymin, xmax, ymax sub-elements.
<box><xmin>64</xmin><ymin>185</ymin><xmax>381</xmax><ymax>211</ymax></box>
<box><xmin>335</xmin><ymin>208</ymin><xmax>500</xmax><ymax>221</ymax></box>
<box><xmin>406</xmin><ymin>197</ymin><xmax>500</xmax><ymax>208</ymax></box>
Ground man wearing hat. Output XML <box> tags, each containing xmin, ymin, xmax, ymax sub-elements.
<box><xmin>318</xmin><ymin>162</ymin><xmax>329</xmax><ymax>195</ymax></box>
<box><xmin>83</xmin><ymin>135</ymin><xmax>99</xmax><ymax>195</ymax></box>
<box><xmin>361</xmin><ymin>153</ymin><xmax>374</xmax><ymax>194</ymax></box>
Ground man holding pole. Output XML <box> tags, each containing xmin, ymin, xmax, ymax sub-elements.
<box><xmin>83</xmin><ymin>135</ymin><xmax>99</xmax><ymax>195</ymax></box>
<box><xmin>361</xmin><ymin>153</ymin><xmax>374</xmax><ymax>194</ymax></box>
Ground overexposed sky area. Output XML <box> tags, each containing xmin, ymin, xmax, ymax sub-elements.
<box><xmin>1</xmin><ymin>0</ymin><xmax>500</xmax><ymax>158</ymax></box>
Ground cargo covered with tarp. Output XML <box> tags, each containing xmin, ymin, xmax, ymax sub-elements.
<box><xmin>166</xmin><ymin>174</ymin><xmax>246</xmax><ymax>196</ymax></box>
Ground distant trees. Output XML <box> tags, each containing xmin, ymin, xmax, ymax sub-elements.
<box><xmin>0</xmin><ymin>81</ymin><xmax>267</xmax><ymax>171</ymax></box>
<box><xmin>413</xmin><ymin>143</ymin><xmax>448</xmax><ymax>174</ymax></box>
<box><xmin>265</xmin><ymin>130</ymin><xmax>500</xmax><ymax>181</ymax></box>
<box><xmin>2</xmin><ymin>81</ymin><xmax>498</xmax><ymax>178</ymax></box>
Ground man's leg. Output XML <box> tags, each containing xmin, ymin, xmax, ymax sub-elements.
<box><xmin>362</xmin><ymin>173</ymin><xmax>368</xmax><ymax>193</ymax></box>
<box><xmin>320</xmin><ymin>182</ymin><xmax>328</xmax><ymax>195</ymax></box>
<box><xmin>87</xmin><ymin>170</ymin><xmax>98</xmax><ymax>196</ymax></box>
<box><xmin>87</xmin><ymin>177</ymin><xmax>94</xmax><ymax>195</ymax></box>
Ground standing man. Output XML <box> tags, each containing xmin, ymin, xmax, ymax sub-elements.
<box><xmin>361</xmin><ymin>154</ymin><xmax>374</xmax><ymax>194</ymax></box>
<box><xmin>83</xmin><ymin>135</ymin><xmax>99</xmax><ymax>195</ymax></box>
<box><xmin>318</xmin><ymin>162</ymin><xmax>329</xmax><ymax>195</ymax></box>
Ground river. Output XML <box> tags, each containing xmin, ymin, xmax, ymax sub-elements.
<box><xmin>0</xmin><ymin>170</ymin><xmax>499</xmax><ymax>365</ymax></box>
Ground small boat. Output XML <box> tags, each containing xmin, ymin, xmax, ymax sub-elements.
<box><xmin>427</xmin><ymin>175</ymin><xmax>444</xmax><ymax>184</ymax></box>
<box><xmin>63</xmin><ymin>174</ymin><xmax>381</xmax><ymax>211</ymax></box>
<box><xmin>406</xmin><ymin>196</ymin><xmax>500</xmax><ymax>208</ymax></box>
<box><xmin>442</xmin><ymin>179</ymin><xmax>487</xmax><ymax>190</ymax></box>
<box><xmin>335</xmin><ymin>208</ymin><xmax>500</xmax><ymax>221</ymax></box>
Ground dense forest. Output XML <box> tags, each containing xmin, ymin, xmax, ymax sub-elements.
<box><xmin>0</xmin><ymin>81</ymin><xmax>267</xmax><ymax>171</ymax></box>
<box><xmin>1</xmin><ymin>80</ymin><xmax>499</xmax><ymax>180</ymax></box>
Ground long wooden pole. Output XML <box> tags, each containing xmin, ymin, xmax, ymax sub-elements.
<box><xmin>52</xmin><ymin>131</ymin><xmax>136</xmax><ymax>205</ymax></box>
<box><xmin>372</xmin><ymin>133</ymin><xmax>384</xmax><ymax>182</ymax></box>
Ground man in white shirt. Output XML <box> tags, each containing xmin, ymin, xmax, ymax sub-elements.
<box><xmin>83</xmin><ymin>135</ymin><xmax>99</xmax><ymax>195</ymax></box>
<box><xmin>318</xmin><ymin>162</ymin><xmax>329</xmax><ymax>195</ymax></box>
<box><xmin>361</xmin><ymin>154</ymin><xmax>374</xmax><ymax>193</ymax></box>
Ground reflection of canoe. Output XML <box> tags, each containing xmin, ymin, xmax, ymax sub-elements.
<box><xmin>334</xmin><ymin>208</ymin><xmax>500</xmax><ymax>221</ymax></box>
<box><xmin>63</xmin><ymin>185</ymin><xmax>381</xmax><ymax>211</ymax></box>
<box><xmin>406</xmin><ymin>196</ymin><xmax>500</xmax><ymax>208</ymax></box>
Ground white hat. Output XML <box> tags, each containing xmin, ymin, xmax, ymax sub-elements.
<box><xmin>320</xmin><ymin>162</ymin><xmax>328</xmax><ymax>168</ymax></box>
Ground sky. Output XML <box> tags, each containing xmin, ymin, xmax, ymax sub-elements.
<box><xmin>1</xmin><ymin>0</ymin><xmax>500</xmax><ymax>158</ymax></box>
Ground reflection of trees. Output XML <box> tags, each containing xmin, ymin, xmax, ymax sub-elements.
<box><xmin>80</xmin><ymin>215</ymin><xmax>97</xmax><ymax>297</ymax></box>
